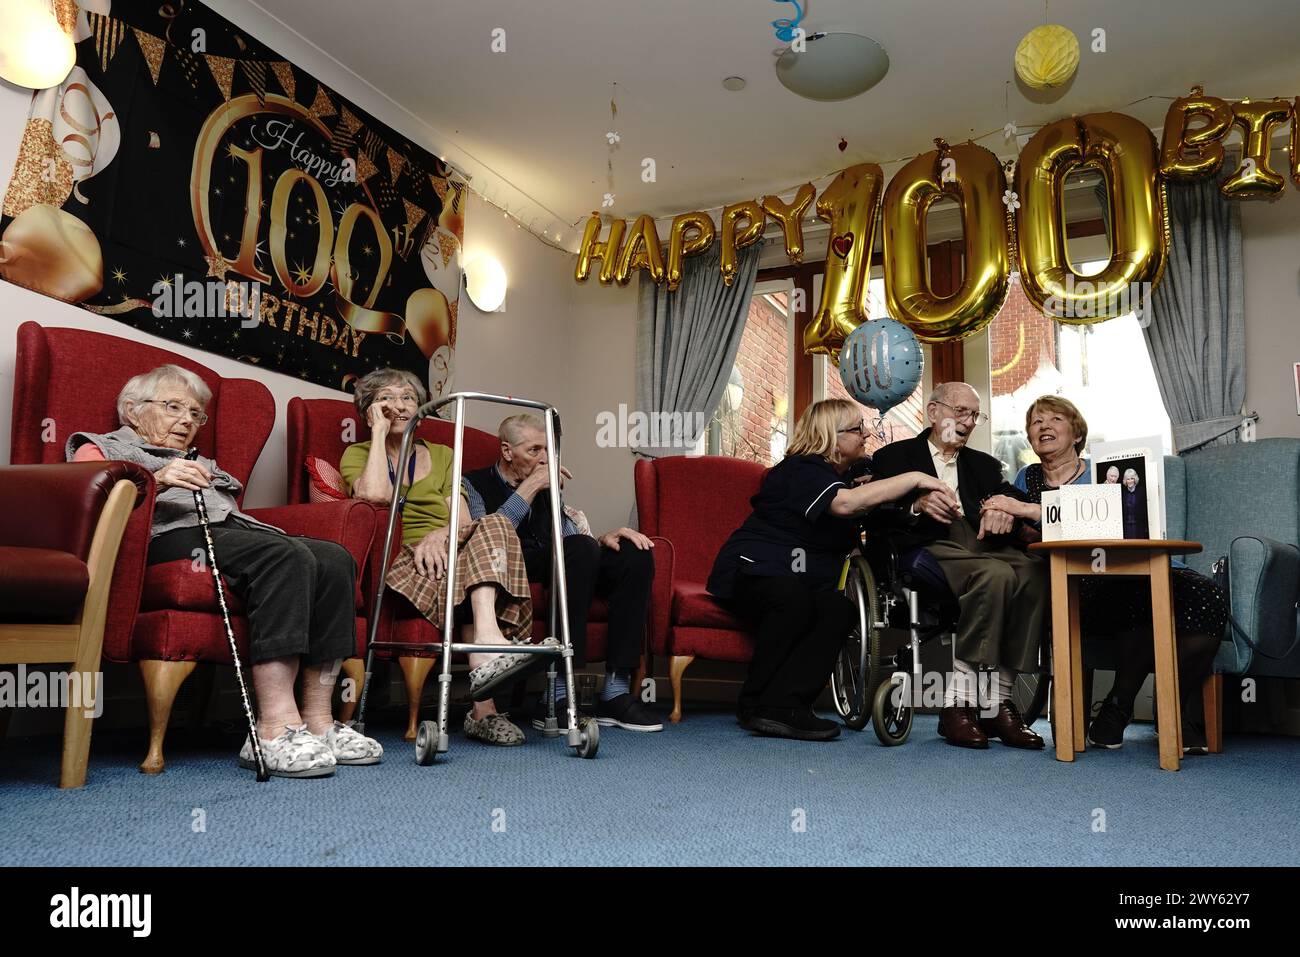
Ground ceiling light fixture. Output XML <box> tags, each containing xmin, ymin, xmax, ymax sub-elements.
<box><xmin>775</xmin><ymin>32</ymin><xmax>889</xmax><ymax>101</ymax></box>
<box><xmin>722</xmin><ymin>76</ymin><xmax>747</xmax><ymax>92</ymax></box>
<box><xmin>0</xmin><ymin>0</ymin><xmax>75</xmax><ymax>90</ymax></box>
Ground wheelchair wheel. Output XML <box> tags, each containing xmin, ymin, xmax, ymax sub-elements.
<box><xmin>871</xmin><ymin>679</ymin><xmax>913</xmax><ymax>746</ymax></box>
<box><xmin>1010</xmin><ymin>671</ymin><xmax>1051</xmax><ymax>728</ymax></box>
<box><xmin>831</xmin><ymin>557</ymin><xmax>883</xmax><ymax>731</ymax></box>
<box><xmin>573</xmin><ymin>717</ymin><xmax>599</xmax><ymax>759</ymax></box>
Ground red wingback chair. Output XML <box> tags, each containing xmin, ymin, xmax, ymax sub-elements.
<box><xmin>286</xmin><ymin>396</ymin><xmax>618</xmax><ymax>738</ymax></box>
<box><xmin>635</xmin><ymin>455</ymin><xmax>767</xmax><ymax>721</ymax></box>
<box><xmin>11</xmin><ymin>322</ymin><xmax>377</xmax><ymax>773</ymax></box>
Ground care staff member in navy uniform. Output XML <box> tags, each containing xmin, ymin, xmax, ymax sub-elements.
<box><xmin>707</xmin><ymin>399</ymin><xmax>953</xmax><ymax>741</ymax></box>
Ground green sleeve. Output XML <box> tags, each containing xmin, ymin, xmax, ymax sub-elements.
<box><xmin>339</xmin><ymin>441</ymin><xmax>371</xmax><ymax>494</ymax></box>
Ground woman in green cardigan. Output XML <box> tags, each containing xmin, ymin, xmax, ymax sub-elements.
<box><xmin>342</xmin><ymin>369</ymin><xmax>543</xmax><ymax>746</ymax></box>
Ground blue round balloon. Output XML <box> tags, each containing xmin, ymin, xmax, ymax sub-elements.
<box><xmin>837</xmin><ymin>317</ymin><xmax>923</xmax><ymax>415</ymax></box>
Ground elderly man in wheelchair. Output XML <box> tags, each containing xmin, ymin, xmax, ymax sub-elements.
<box><xmin>835</xmin><ymin>383</ymin><xmax>1051</xmax><ymax>750</ymax></box>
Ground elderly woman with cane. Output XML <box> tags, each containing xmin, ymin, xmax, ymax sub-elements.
<box><xmin>68</xmin><ymin>364</ymin><xmax>382</xmax><ymax>778</ymax></box>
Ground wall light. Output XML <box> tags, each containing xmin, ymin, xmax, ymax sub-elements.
<box><xmin>462</xmin><ymin>251</ymin><xmax>507</xmax><ymax>312</ymax></box>
<box><xmin>0</xmin><ymin>0</ymin><xmax>76</xmax><ymax>90</ymax></box>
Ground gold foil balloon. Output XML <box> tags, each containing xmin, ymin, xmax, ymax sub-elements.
<box><xmin>666</xmin><ymin>211</ymin><xmax>715</xmax><ymax>291</ymax></box>
<box><xmin>1014</xmin><ymin>24</ymin><xmax>1079</xmax><ymax>90</ymax></box>
<box><xmin>761</xmin><ymin>183</ymin><xmax>815</xmax><ymax>264</ymax></box>
<box><xmin>575</xmin><ymin>213</ymin><xmax>626</xmax><ymax>284</ymax></box>
<box><xmin>1292</xmin><ymin>97</ymin><xmax>1300</xmax><ymax>187</ymax></box>
<box><xmin>883</xmin><ymin>142</ymin><xmax>1010</xmax><ymax>342</ymax></box>
<box><xmin>1220</xmin><ymin>99</ymin><xmax>1292</xmax><ymax>201</ymax></box>
<box><xmin>403</xmin><ymin>287</ymin><xmax>452</xmax><ymax>359</ymax></box>
<box><xmin>804</xmin><ymin>163</ymin><xmax>884</xmax><ymax>356</ymax></box>
<box><xmin>614</xmin><ymin>214</ymin><xmax>665</xmax><ymax>286</ymax></box>
<box><xmin>1159</xmin><ymin>88</ymin><xmax>1233</xmax><ymax>181</ymax></box>
<box><xmin>1014</xmin><ymin>113</ymin><xmax>1166</xmax><ymax>324</ymax></box>
<box><xmin>719</xmin><ymin>200</ymin><xmax>765</xmax><ymax>286</ymax></box>
<box><xmin>0</xmin><ymin>203</ymin><xmax>102</xmax><ymax>302</ymax></box>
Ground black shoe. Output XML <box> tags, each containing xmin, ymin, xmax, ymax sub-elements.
<box><xmin>736</xmin><ymin>706</ymin><xmax>755</xmax><ymax>730</ymax></box>
<box><xmin>1181</xmin><ymin>718</ymin><xmax>1209</xmax><ymax>755</ymax></box>
<box><xmin>595</xmin><ymin>693</ymin><xmax>664</xmax><ymax>732</ymax></box>
<box><xmin>1087</xmin><ymin>695</ymin><xmax>1131</xmax><ymax>749</ymax></box>
<box><xmin>748</xmin><ymin>706</ymin><xmax>840</xmax><ymax>742</ymax></box>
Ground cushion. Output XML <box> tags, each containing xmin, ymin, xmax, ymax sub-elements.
<box><xmin>672</xmin><ymin>581</ymin><xmax>746</xmax><ymax>630</ymax></box>
<box><xmin>306</xmin><ymin>456</ymin><xmax>349</xmax><ymax>503</ymax></box>
<box><xmin>0</xmin><ymin>546</ymin><xmax>89</xmax><ymax>623</ymax></box>
<box><xmin>141</xmin><ymin>560</ymin><xmax>247</xmax><ymax>615</ymax></box>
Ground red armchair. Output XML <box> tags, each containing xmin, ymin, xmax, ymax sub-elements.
<box><xmin>10</xmin><ymin>322</ymin><xmax>377</xmax><ymax>773</ymax></box>
<box><xmin>635</xmin><ymin>455</ymin><xmax>767</xmax><ymax>721</ymax></box>
<box><xmin>0</xmin><ymin>461</ymin><xmax>150</xmax><ymax>786</ymax></box>
<box><xmin>286</xmin><ymin>397</ymin><xmax>623</xmax><ymax>738</ymax></box>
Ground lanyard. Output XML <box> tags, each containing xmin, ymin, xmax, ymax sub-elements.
<box><xmin>387</xmin><ymin>448</ymin><xmax>417</xmax><ymax>511</ymax></box>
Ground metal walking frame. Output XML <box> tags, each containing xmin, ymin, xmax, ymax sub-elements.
<box><xmin>352</xmin><ymin>391</ymin><xmax>597</xmax><ymax>762</ymax></box>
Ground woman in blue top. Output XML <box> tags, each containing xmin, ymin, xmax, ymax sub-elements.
<box><xmin>708</xmin><ymin>398</ymin><xmax>950</xmax><ymax>742</ymax></box>
<box><xmin>980</xmin><ymin>395</ymin><xmax>1225</xmax><ymax>753</ymax></box>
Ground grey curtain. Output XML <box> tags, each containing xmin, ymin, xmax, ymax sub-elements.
<box><xmin>1146</xmin><ymin>175</ymin><xmax>1246</xmax><ymax>452</ymax></box>
<box><xmin>634</xmin><ymin>241</ymin><xmax>760</xmax><ymax>457</ymax></box>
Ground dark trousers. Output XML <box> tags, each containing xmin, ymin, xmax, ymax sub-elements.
<box><xmin>732</xmin><ymin>574</ymin><xmax>854</xmax><ymax>711</ymax></box>
<box><xmin>523</xmin><ymin>535</ymin><xmax>653</xmax><ymax>671</ymax></box>
<box><xmin>148</xmin><ymin>516</ymin><xmax>357</xmax><ymax>665</ymax></box>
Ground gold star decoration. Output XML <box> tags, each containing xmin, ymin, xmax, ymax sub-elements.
<box><xmin>205</xmin><ymin>255</ymin><xmax>229</xmax><ymax>280</ymax></box>
<box><xmin>292</xmin><ymin>261</ymin><xmax>312</xmax><ymax>285</ymax></box>
<box><xmin>156</xmin><ymin>275</ymin><xmax>173</xmax><ymax>289</ymax></box>
<box><xmin>111</xmin><ymin>268</ymin><xmax>127</xmax><ymax>284</ymax></box>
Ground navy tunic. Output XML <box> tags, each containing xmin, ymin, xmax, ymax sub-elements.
<box><xmin>706</xmin><ymin>454</ymin><xmax>859</xmax><ymax>599</ymax></box>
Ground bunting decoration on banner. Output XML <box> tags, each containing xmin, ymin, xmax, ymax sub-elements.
<box><xmin>308</xmin><ymin>85</ymin><xmax>337</xmax><ymax>121</ymax></box>
<box><xmin>133</xmin><ymin>29</ymin><xmax>167</xmax><ymax>85</ymax></box>
<box><xmin>387</xmin><ymin>148</ymin><xmax>406</xmax><ymax>183</ymax></box>
<box><xmin>241</xmin><ymin>59</ymin><xmax>268</xmax><ymax>105</ymax></box>
<box><xmin>0</xmin><ymin>0</ymin><xmax>467</xmax><ymax>399</ymax></box>
<box><xmin>52</xmin><ymin>0</ymin><xmax>79</xmax><ymax>35</ymax></box>
<box><xmin>86</xmin><ymin>12</ymin><xmax>127</xmax><ymax>74</ymax></box>
<box><xmin>206</xmin><ymin>54</ymin><xmax>236</xmax><ymax>100</ymax></box>
<box><xmin>269</xmin><ymin>60</ymin><xmax>295</xmax><ymax>101</ymax></box>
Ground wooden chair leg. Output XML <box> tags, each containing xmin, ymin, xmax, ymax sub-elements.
<box><xmin>337</xmin><ymin>658</ymin><xmax>366</xmax><ymax>724</ymax></box>
<box><xmin>398</xmin><ymin>656</ymin><xmax>436</xmax><ymax>741</ymax></box>
<box><xmin>668</xmin><ymin>655</ymin><xmax>694</xmax><ymax>723</ymax></box>
<box><xmin>1203</xmin><ymin>672</ymin><xmax>1224</xmax><ymax>754</ymax></box>
<box><xmin>138</xmin><ymin>660</ymin><xmax>198</xmax><ymax>774</ymax></box>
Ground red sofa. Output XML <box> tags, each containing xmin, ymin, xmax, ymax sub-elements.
<box><xmin>286</xmin><ymin>397</ymin><xmax>620</xmax><ymax>738</ymax></box>
<box><xmin>10</xmin><ymin>322</ymin><xmax>377</xmax><ymax>772</ymax></box>
<box><xmin>635</xmin><ymin>455</ymin><xmax>767</xmax><ymax>721</ymax></box>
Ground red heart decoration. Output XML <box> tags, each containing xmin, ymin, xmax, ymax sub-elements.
<box><xmin>831</xmin><ymin>233</ymin><xmax>854</xmax><ymax>258</ymax></box>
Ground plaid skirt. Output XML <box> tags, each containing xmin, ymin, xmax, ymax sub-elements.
<box><xmin>386</xmin><ymin>512</ymin><xmax>533</xmax><ymax>641</ymax></box>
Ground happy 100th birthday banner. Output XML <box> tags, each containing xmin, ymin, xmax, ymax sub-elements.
<box><xmin>0</xmin><ymin>0</ymin><xmax>466</xmax><ymax>396</ymax></box>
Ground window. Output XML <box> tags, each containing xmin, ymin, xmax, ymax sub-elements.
<box><xmin>706</xmin><ymin>281</ymin><xmax>794</xmax><ymax>465</ymax></box>
<box><xmin>987</xmin><ymin>258</ymin><xmax>1172</xmax><ymax>476</ymax></box>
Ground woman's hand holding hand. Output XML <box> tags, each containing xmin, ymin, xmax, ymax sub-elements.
<box><xmin>414</xmin><ymin>526</ymin><xmax>451</xmax><ymax>579</ymax></box>
<box><xmin>981</xmin><ymin>494</ymin><xmax>1026</xmax><ymax>520</ymax></box>
<box><xmin>912</xmin><ymin>477</ymin><xmax>962</xmax><ymax>524</ymax></box>
<box><xmin>154</xmin><ymin>458</ymin><xmax>212</xmax><ymax>491</ymax></box>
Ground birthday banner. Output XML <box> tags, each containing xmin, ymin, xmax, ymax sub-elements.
<box><xmin>0</xmin><ymin>0</ymin><xmax>465</xmax><ymax>395</ymax></box>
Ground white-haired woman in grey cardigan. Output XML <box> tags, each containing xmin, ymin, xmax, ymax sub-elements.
<box><xmin>68</xmin><ymin>364</ymin><xmax>382</xmax><ymax>778</ymax></box>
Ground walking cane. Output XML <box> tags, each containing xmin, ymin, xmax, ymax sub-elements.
<box><xmin>185</xmin><ymin>449</ymin><xmax>269</xmax><ymax>782</ymax></box>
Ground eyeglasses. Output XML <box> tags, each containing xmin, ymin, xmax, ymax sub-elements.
<box><xmin>376</xmin><ymin>391</ymin><xmax>420</xmax><ymax>406</ymax></box>
<box><xmin>838</xmin><ymin>424</ymin><xmax>865</xmax><ymax>435</ymax></box>
<box><xmin>933</xmin><ymin>400</ymin><xmax>988</xmax><ymax>426</ymax></box>
<box><xmin>143</xmin><ymin>399</ymin><xmax>208</xmax><ymax>425</ymax></box>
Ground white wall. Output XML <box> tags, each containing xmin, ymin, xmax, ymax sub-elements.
<box><xmin>1241</xmin><ymin>189</ymin><xmax>1300</xmax><ymax>440</ymax></box>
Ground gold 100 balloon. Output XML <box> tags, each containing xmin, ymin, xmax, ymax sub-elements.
<box><xmin>575</xmin><ymin>93</ymin><xmax>1299</xmax><ymax>352</ymax></box>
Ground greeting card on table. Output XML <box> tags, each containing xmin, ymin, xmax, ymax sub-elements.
<box><xmin>1089</xmin><ymin>436</ymin><xmax>1166</xmax><ymax>540</ymax></box>
<box><xmin>1040</xmin><ymin>485</ymin><xmax>1123</xmax><ymax>542</ymax></box>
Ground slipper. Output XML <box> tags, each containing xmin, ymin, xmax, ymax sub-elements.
<box><xmin>468</xmin><ymin>637</ymin><xmax>559</xmax><ymax>701</ymax></box>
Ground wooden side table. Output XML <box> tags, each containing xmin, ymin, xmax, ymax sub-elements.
<box><xmin>1028</xmin><ymin>539</ymin><xmax>1202</xmax><ymax>772</ymax></box>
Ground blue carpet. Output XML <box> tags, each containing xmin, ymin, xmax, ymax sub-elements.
<box><xmin>2</xmin><ymin>712</ymin><xmax>1296</xmax><ymax>866</ymax></box>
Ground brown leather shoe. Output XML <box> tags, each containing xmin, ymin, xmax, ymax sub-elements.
<box><xmin>937</xmin><ymin>706</ymin><xmax>989</xmax><ymax>749</ymax></box>
<box><xmin>980</xmin><ymin>701</ymin><xmax>1045</xmax><ymax>750</ymax></box>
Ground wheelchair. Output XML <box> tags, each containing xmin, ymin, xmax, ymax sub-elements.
<box><xmin>830</xmin><ymin>515</ymin><xmax>1052</xmax><ymax>746</ymax></box>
